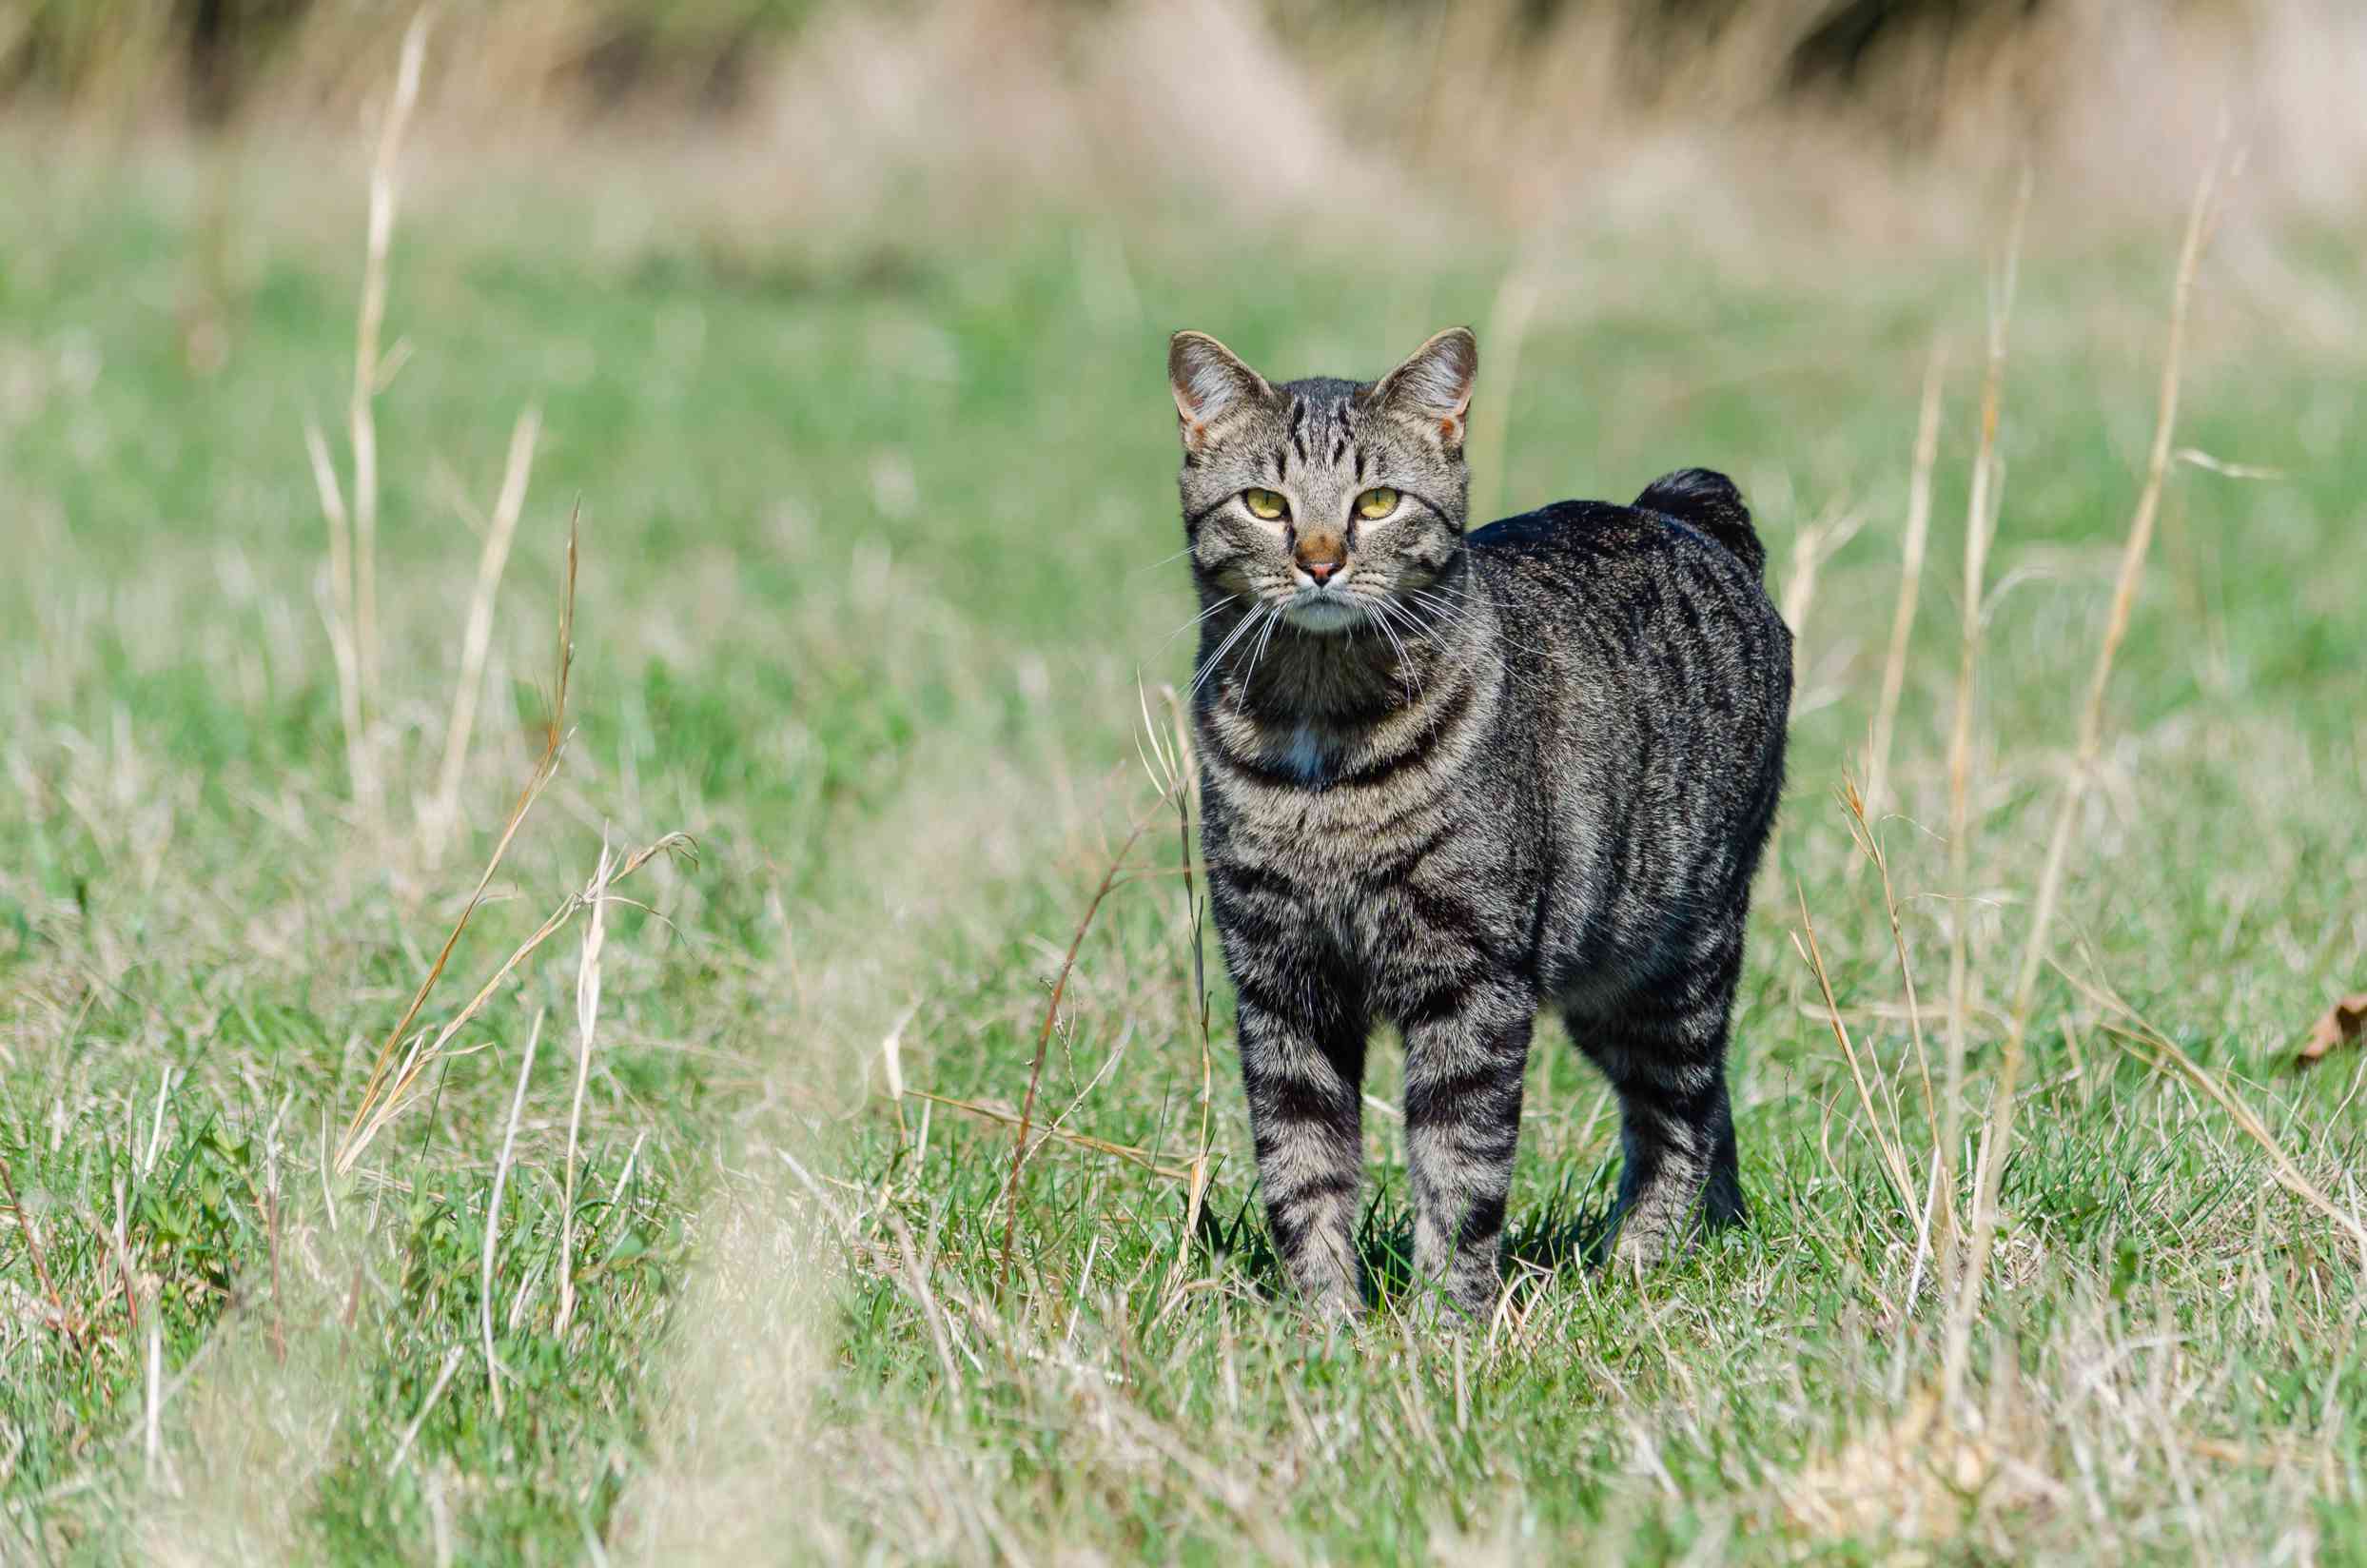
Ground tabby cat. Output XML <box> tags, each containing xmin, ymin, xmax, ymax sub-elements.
<box><xmin>1167</xmin><ymin>326</ymin><xmax>1791</xmax><ymax>1319</ymax></box>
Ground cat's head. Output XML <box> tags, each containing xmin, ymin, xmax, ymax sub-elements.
<box><xmin>1167</xmin><ymin>328</ymin><xmax>1477</xmax><ymax>634</ymax></box>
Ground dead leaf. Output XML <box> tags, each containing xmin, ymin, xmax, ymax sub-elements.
<box><xmin>2297</xmin><ymin>991</ymin><xmax>2367</xmax><ymax>1068</ymax></box>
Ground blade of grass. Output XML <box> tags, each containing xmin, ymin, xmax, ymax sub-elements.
<box><xmin>0</xmin><ymin>1149</ymin><xmax>73</xmax><ymax>1346</ymax></box>
<box><xmin>906</xmin><ymin>1088</ymin><xmax>1195</xmax><ymax>1183</ymax></box>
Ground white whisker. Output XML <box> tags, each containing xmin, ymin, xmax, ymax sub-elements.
<box><xmin>1149</xmin><ymin>594</ymin><xmax>1242</xmax><ymax>661</ymax></box>
<box><xmin>1406</xmin><ymin>590</ymin><xmax>1480</xmax><ymax>637</ymax></box>
<box><xmin>1190</xmin><ymin>603</ymin><xmax>1271</xmax><ymax>700</ymax></box>
<box><xmin>1244</xmin><ymin>602</ymin><xmax>1283</xmax><ymax>694</ymax></box>
<box><xmin>1131</xmin><ymin>545</ymin><xmax>1196</xmax><ymax>578</ymax></box>
<box><xmin>1362</xmin><ymin>598</ymin><xmax>1420</xmax><ymax>703</ymax></box>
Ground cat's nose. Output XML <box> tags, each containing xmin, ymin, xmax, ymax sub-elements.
<box><xmin>1303</xmin><ymin>560</ymin><xmax>1340</xmax><ymax>585</ymax></box>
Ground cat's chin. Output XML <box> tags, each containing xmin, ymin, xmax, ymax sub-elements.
<box><xmin>1281</xmin><ymin>596</ymin><xmax>1363</xmax><ymax>634</ymax></box>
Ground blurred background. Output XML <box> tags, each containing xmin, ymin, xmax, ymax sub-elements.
<box><xmin>7</xmin><ymin>0</ymin><xmax>2363</xmax><ymax>227</ymax></box>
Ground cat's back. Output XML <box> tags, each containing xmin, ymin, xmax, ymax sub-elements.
<box><xmin>1468</xmin><ymin>472</ymin><xmax>1787</xmax><ymax>675</ymax></box>
<box><xmin>1471</xmin><ymin>472</ymin><xmax>1791</xmax><ymax>975</ymax></box>
<box><xmin>1468</xmin><ymin>472</ymin><xmax>1791</xmax><ymax>857</ymax></box>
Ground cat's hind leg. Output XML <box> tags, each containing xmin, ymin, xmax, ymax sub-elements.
<box><xmin>1568</xmin><ymin>935</ymin><xmax>1746</xmax><ymax>1267</ymax></box>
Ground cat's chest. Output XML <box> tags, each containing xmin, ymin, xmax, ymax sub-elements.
<box><xmin>1277</xmin><ymin>723</ymin><xmax>1329</xmax><ymax>785</ymax></box>
<box><xmin>1223</xmin><ymin>711</ymin><xmax>1360</xmax><ymax>790</ymax></box>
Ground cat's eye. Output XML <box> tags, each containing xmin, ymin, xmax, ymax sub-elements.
<box><xmin>1356</xmin><ymin>487</ymin><xmax>1400</xmax><ymax>520</ymax></box>
<box><xmin>1242</xmin><ymin>488</ymin><xmax>1289</xmax><ymax>521</ymax></box>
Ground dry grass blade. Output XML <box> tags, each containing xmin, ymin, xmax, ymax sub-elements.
<box><xmin>1950</xmin><ymin>150</ymin><xmax>2227</xmax><ymax>1401</ymax></box>
<box><xmin>556</xmin><ymin>835</ymin><xmax>614</xmax><ymax>1339</ymax></box>
<box><xmin>997</xmin><ymin>797</ymin><xmax>1167</xmax><ymax>1288</ymax></box>
<box><xmin>427</xmin><ymin>405</ymin><xmax>540</xmax><ymax>858</ymax></box>
<box><xmin>889</xmin><ymin>1215</ymin><xmax>964</xmax><ymax>1395</ymax></box>
<box><xmin>334</xmin><ymin>515</ymin><xmax>580</xmax><ymax>1174</ymax></box>
<box><xmin>1938</xmin><ymin>169</ymin><xmax>2030</xmax><ymax>1305</ymax></box>
<box><xmin>351</xmin><ymin>9</ymin><xmax>430</xmax><ymax>714</ymax></box>
<box><xmin>2002</xmin><ymin>147</ymin><xmax>2225</xmax><ymax>1052</ymax></box>
<box><xmin>1863</xmin><ymin>339</ymin><xmax>1947</xmax><ymax>827</ymax></box>
<box><xmin>904</xmin><ymin>1090</ymin><xmax>1196</xmax><ymax>1184</ymax></box>
<box><xmin>1162</xmin><ymin>685</ymin><xmax>1217</xmax><ymax>1270</ymax></box>
<box><xmin>483</xmin><ymin>1009</ymin><xmax>544</xmax><ymax>1421</ymax></box>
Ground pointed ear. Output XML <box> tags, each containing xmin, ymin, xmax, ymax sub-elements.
<box><xmin>1375</xmin><ymin>327</ymin><xmax>1478</xmax><ymax>447</ymax></box>
<box><xmin>1168</xmin><ymin>331</ymin><xmax>1272</xmax><ymax>452</ymax></box>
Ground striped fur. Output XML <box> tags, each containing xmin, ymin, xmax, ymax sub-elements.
<box><xmin>1168</xmin><ymin>329</ymin><xmax>1791</xmax><ymax>1319</ymax></box>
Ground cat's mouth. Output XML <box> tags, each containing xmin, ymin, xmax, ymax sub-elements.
<box><xmin>1281</xmin><ymin>587</ymin><xmax>1364</xmax><ymax>634</ymax></box>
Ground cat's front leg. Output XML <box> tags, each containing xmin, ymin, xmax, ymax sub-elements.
<box><xmin>1235</xmin><ymin>987</ymin><xmax>1370</xmax><ymax>1320</ymax></box>
<box><xmin>1399</xmin><ymin>977</ymin><xmax>1536</xmax><ymax>1322</ymax></box>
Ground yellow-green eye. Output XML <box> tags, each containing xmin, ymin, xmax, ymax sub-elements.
<box><xmin>1242</xmin><ymin>488</ymin><xmax>1288</xmax><ymax>521</ymax></box>
<box><xmin>1356</xmin><ymin>486</ymin><xmax>1400</xmax><ymax>520</ymax></box>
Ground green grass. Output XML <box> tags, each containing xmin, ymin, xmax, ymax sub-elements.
<box><xmin>2</xmin><ymin>149</ymin><xmax>2364</xmax><ymax>1563</ymax></box>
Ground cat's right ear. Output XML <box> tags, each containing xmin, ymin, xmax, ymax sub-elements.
<box><xmin>1375</xmin><ymin>327</ymin><xmax>1478</xmax><ymax>448</ymax></box>
<box><xmin>1168</xmin><ymin>331</ymin><xmax>1271</xmax><ymax>453</ymax></box>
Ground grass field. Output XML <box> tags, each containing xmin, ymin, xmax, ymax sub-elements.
<box><xmin>2</xmin><ymin>145</ymin><xmax>2364</xmax><ymax>1563</ymax></box>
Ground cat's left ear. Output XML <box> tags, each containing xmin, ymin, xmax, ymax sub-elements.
<box><xmin>1375</xmin><ymin>327</ymin><xmax>1478</xmax><ymax>448</ymax></box>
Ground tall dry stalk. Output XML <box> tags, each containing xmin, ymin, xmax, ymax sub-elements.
<box><xmin>351</xmin><ymin>10</ymin><xmax>430</xmax><ymax>715</ymax></box>
<box><xmin>1945</xmin><ymin>154</ymin><xmax>2226</xmax><ymax>1400</ymax></box>
<box><xmin>1937</xmin><ymin>172</ymin><xmax>2029</xmax><ymax>1296</ymax></box>
<box><xmin>426</xmin><ymin>407</ymin><xmax>539</xmax><ymax>857</ymax></box>
<box><xmin>1862</xmin><ymin>341</ymin><xmax>1948</xmax><ymax>827</ymax></box>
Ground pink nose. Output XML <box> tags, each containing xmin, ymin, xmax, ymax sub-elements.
<box><xmin>1304</xmin><ymin>561</ymin><xmax>1338</xmax><ymax>585</ymax></box>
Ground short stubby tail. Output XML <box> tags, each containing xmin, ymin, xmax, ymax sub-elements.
<box><xmin>1634</xmin><ymin>468</ymin><xmax>1763</xmax><ymax>578</ymax></box>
